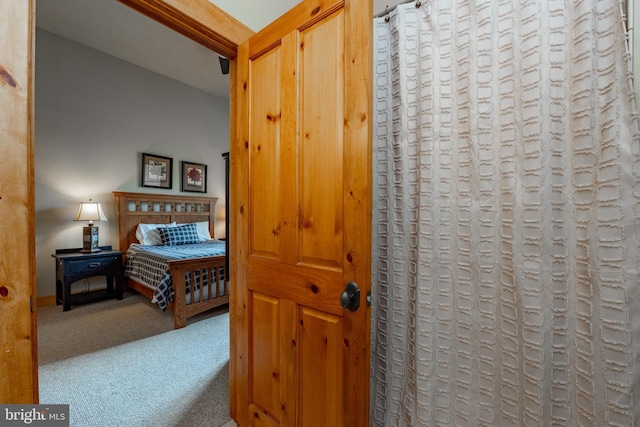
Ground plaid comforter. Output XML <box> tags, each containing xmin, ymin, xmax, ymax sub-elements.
<box><xmin>124</xmin><ymin>240</ymin><xmax>226</xmax><ymax>311</ymax></box>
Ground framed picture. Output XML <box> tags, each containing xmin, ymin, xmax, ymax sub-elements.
<box><xmin>181</xmin><ymin>161</ymin><xmax>207</xmax><ymax>193</ymax></box>
<box><xmin>141</xmin><ymin>153</ymin><xmax>173</xmax><ymax>189</ymax></box>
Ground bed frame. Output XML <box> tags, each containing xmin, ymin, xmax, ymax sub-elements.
<box><xmin>113</xmin><ymin>191</ymin><xmax>228</xmax><ymax>329</ymax></box>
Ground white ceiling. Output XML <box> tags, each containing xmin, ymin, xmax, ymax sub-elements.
<box><xmin>35</xmin><ymin>0</ymin><xmax>300</xmax><ymax>98</ymax></box>
<box><xmin>36</xmin><ymin>0</ymin><xmax>396</xmax><ymax>98</ymax></box>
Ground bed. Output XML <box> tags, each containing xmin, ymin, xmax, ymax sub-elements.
<box><xmin>113</xmin><ymin>191</ymin><xmax>228</xmax><ymax>329</ymax></box>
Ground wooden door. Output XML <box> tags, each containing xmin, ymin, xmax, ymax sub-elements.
<box><xmin>0</xmin><ymin>0</ymin><xmax>38</xmax><ymax>403</ymax></box>
<box><xmin>230</xmin><ymin>0</ymin><xmax>372</xmax><ymax>425</ymax></box>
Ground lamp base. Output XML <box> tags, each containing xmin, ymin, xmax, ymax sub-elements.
<box><xmin>80</xmin><ymin>225</ymin><xmax>101</xmax><ymax>253</ymax></box>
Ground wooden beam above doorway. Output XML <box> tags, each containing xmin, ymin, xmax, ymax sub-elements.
<box><xmin>118</xmin><ymin>0</ymin><xmax>255</xmax><ymax>59</ymax></box>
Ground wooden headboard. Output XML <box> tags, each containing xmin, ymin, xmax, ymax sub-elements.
<box><xmin>112</xmin><ymin>191</ymin><xmax>218</xmax><ymax>251</ymax></box>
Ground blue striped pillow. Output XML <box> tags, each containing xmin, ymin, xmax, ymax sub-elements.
<box><xmin>158</xmin><ymin>223</ymin><xmax>200</xmax><ymax>246</ymax></box>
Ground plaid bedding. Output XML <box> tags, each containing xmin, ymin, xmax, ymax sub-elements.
<box><xmin>124</xmin><ymin>240</ymin><xmax>226</xmax><ymax>311</ymax></box>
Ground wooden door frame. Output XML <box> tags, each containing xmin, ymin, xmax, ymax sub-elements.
<box><xmin>0</xmin><ymin>0</ymin><xmax>37</xmax><ymax>404</ymax></box>
<box><xmin>0</xmin><ymin>0</ymin><xmax>255</xmax><ymax>405</ymax></box>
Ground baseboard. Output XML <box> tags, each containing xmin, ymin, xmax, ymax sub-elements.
<box><xmin>37</xmin><ymin>295</ymin><xmax>57</xmax><ymax>307</ymax></box>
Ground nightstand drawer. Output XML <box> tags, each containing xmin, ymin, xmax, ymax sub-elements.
<box><xmin>66</xmin><ymin>257</ymin><xmax>118</xmax><ymax>275</ymax></box>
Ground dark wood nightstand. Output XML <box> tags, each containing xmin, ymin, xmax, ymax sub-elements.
<box><xmin>52</xmin><ymin>246</ymin><xmax>125</xmax><ymax>311</ymax></box>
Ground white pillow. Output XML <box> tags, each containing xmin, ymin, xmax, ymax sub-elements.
<box><xmin>193</xmin><ymin>221</ymin><xmax>212</xmax><ymax>241</ymax></box>
<box><xmin>135</xmin><ymin>222</ymin><xmax>177</xmax><ymax>245</ymax></box>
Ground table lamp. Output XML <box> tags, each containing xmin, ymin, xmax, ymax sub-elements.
<box><xmin>74</xmin><ymin>200</ymin><xmax>107</xmax><ymax>252</ymax></box>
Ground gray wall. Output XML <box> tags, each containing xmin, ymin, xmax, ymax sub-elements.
<box><xmin>35</xmin><ymin>29</ymin><xmax>229</xmax><ymax>298</ymax></box>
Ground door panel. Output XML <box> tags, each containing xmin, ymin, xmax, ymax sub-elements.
<box><xmin>299</xmin><ymin>307</ymin><xmax>342</xmax><ymax>426</ymax></box>
<box><xmin>231</xmin><ymin>0</ymin><xmax>371</xmax><ymax>425</ymax></box>
<box><xmin>250</xmin><ymin>293</ymin><xmax>281</xmax><ymax>417</ymax></box>
<box><xmin>250</xmin><ymin>46</ymin><xmax>283</xmax><ymax>260</ymax></box>
<box><xmin>299</xmin><ymin>11</ymin><xmax>344</xmax><ymax>268</ymax></box>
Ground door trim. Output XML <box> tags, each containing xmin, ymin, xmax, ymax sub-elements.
<box><xmin>9</xmin><ymin>0</ymin><xmax>254</xmax><ymax>405</ymax></box>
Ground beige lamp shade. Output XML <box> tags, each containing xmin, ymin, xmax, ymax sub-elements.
<box><xmin>73</xmin><ymin>201</ymin><xmax>107</xmax><ymax>224</ymax></box>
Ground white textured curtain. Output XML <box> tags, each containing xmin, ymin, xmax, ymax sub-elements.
<box><xmin>371</xmin><ymin>1</ymin><xmax>640</xmax><ymax>426</ymax></box>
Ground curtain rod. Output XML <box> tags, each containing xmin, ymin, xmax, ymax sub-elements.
<box><xmin>374</xmin><ymin>0</ymin><xmax>423</xmax><ymax>19</ymax></box>
<box><xmin>375</xmin><ymin>0</ymin><xmax>633</xmax><ymax>21</ymax></box>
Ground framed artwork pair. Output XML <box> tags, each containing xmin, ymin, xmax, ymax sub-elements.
<box><xmin>141</xmin><ymin>152</ymin><xmax>207</xmax><ymax>193</ymax></box>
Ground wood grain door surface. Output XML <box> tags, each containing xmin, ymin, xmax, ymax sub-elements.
<box><xmin>0</xmin><ymin>0</ymin><xmax>37</xmax><ymax>404</ymax></box>
<box><xmin>231</xmin><ymin>0</ymin><xmax>372</xmax><ymax>425</ymax></box>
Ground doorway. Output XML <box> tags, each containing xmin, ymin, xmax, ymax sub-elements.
<box><xmin>31</xmin><ymin>0</ymin><xmax>248</xmax><ymax>418</ymax></box>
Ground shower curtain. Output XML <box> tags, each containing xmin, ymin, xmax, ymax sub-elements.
<box><xmin>371</xmin><ymin>1</ymin><xmax>640</xmax><ymax>426</ymax></box>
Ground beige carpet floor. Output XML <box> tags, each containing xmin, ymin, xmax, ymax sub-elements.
<box><xmin>38</xmin><ymin>292</ymin><xmax>231</xmax><ymax>427</ymax></box>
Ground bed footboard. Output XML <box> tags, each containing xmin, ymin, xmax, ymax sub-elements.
<box><xmin>168</xmin><ymin>255</ymin><xmax>228</xmax><ymax>329</ymax></box>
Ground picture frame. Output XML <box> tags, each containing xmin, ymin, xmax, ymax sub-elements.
<box><xmin>141</xmin><ymin>153</ymin><xmax>173</xmax><ymax>189</ymax></box>
<box><xmin>181</xmin><ymin>161</ymin><xmax>207</xmax><ymax>193</ymax></box>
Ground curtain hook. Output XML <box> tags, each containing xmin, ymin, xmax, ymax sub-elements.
<box><xmin>384</xmin><ymin>5</ymin><xmax>390</xmax><ymax>22</ymax></box>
